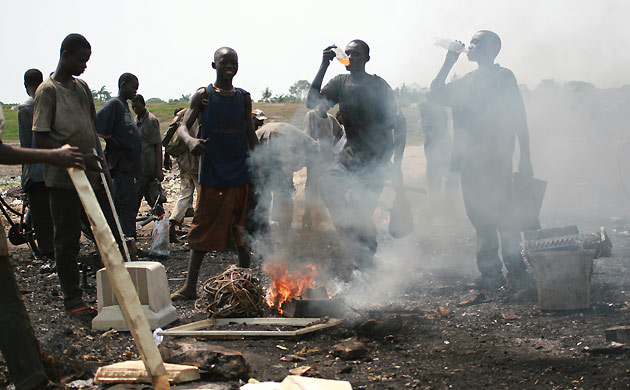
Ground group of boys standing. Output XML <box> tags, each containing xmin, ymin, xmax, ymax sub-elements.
<box><xmin>1</xmin><ymin>28</ymin><xmax>534</xmax><ymax>388</ymax></box>
<box><xmin>17</xmin><ymin>40</ymin><xmax>165</xmax><ymax>317</ymax></box>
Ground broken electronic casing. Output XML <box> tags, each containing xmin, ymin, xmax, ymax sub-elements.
<box><xmin>281</xmin><ymin>286</ymin><xmax>346</xmax><ymax>318</ymax></box>
<box><xmin>522</xmin><ymin>225</ymin><xmax>612</xmax><ymax>311</ymax></box>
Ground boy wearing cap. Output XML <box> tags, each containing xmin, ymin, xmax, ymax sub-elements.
<box><xmin>252</xmin><ymin>109</ymin><xmax>267</xmax><ymax>130</ymax></box>
<box><xmin>172</xmin><ymin>47</ymin><xmax>258</xmax><ymax>300</ymax></box>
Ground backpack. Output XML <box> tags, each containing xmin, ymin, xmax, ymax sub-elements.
<box><xmin>163</xmin><ymin>111</ymin><xmax>189</xmax><ymax>158</ymax></box>
<box><xmin>163</xmin><ymin>87</ymin><xmax>209</xmax><ymax>158</ymax></box>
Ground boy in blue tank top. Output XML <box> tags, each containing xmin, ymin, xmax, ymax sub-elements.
<box><xmin>172</xmin><ymin>47</ymin><xmax>258</xmax><ymax>300</ymax></box>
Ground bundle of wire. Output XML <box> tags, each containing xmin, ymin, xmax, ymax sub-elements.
<box><xmin>195</xmin><ymin>265</ymin><xmax>268</xmax><ymax>318</ymax></box>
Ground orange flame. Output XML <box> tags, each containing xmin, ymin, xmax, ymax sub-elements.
<box><xmin>264</xmin><ymin>262</ymin><xmax>318</xmax><ymax>314</ymax></box>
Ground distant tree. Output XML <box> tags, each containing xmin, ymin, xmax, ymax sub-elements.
<box><xmin>96</xmin><ymin>86</ymin><xmax>111</xmax><ymax>102</ymax></box>
<box><xmin>288</xmin><ymin>80</ymin><xmax>310</xmax><ymax>102</ymax></box>
<box><xmin>564</xmin><ymin>81</ymin><xmax>596</xmax><ymax>92</ymax></box>
<box><xmin>394</xmin><ymin>83</ymin><xmax>427</xmax><ymax>107</ymax></box>
<box><xmin>168</xmin><ymin>94</ymin><xmax>192</xmax><ymax>103</ymax></box>
<box><xmin>260</xmin><ymin>87</ymin><xmax>273</xmax><ymax>102</ymax></box>
<box><xmin>146</xmin><ymin>97</ymin><xmax>165</xmax><ymax>103</ymax></box>
<box><xmin>271</xmin><ymin>93</ymin><xmax>300</xmax><ymax>103</ymax></box>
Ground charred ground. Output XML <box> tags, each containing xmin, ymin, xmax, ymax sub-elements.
<box><xmin>2</xmin><ymin>201</ymin><xmax>630</xmax><ymax>389</ymax></box>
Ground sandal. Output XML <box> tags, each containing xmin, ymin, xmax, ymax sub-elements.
<box><xmin>170</xmin><ymin>292</ymin><xmax>197</xmax><ymax>301</ymax></box>
<box><xmin>67</xmin><ymin>305</ymin><xmax>97</xmax><ymax>319</ymax></box>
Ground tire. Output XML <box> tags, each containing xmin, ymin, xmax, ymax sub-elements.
<box><xmin>23</xmin><ymin>211</ymin><xmax>41</xmax><ymax>258</ymax></box>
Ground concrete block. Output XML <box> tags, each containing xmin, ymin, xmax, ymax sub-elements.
<box><xmin>92</xmin><ymin>261</ymin><xmax>178</xmax><ymax>331</ymax></box>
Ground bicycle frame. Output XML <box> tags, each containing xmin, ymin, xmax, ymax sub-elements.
<box><xmin>0</xmin><ymin>191</ymin><xmax>39</xmax><ymax>257</ymax></box>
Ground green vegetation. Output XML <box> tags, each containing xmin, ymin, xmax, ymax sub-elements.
<box><xmin>1</xmin><ymin>105</ymin><xmax>18</xmax><ymax>140</ymax></box>
<box><xmin>1</xmin><ymin>101</ymin><xmax>425</xmax><ymax>147</ymax></box>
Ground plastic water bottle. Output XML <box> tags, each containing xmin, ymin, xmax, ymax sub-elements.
<box><xmin>331</xmin><ymin>45</ymin><xmax>350</xmax><ymax>66</ymax></box>
<box><xmin>433</xmin><ymin>37</ymin><xmax>467</xmax><ymax>53</ymax></box>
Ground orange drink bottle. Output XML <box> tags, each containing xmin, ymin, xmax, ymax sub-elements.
<box><xmin>331</xmin><ymin>46</ymin><xmax>350</xmax><ymax>66</ymax></box>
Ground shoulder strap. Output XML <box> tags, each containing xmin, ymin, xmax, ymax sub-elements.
<box><xmin>200</xmin><ymin>87</ymin><xmax>209</xmax><ymax>106</ymax></box>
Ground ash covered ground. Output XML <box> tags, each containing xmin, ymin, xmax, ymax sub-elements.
<box><xmin>1</xmin><ymin>146</ymin><xmax>630</xmax><ymax>389</ymax></box>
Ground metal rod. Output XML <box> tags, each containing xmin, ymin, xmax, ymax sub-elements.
<box><xmin>93</xmin><ymin>149</ymin><xmax>131</xmax><ymax>262</ymax></box>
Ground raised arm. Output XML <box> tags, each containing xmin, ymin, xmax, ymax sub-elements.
<box><xmin>306</xmin><ymin>46</ymin><xmax>336</xmax><ymax>109</ymax></box>
<box><xmin>428</xmin><ymin>51</ymin><xmax>460</xmax><ymax>106</ymax></box>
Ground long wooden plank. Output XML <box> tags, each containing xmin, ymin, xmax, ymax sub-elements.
<box><xmin>67</xmin><ymin>166</ymin><xmax>169</xmax><ymax>389</ymax></box>
<box><xmin>94</xmin><ymin>361</ymin><xmax>199</xmax><ymax>384</ymax></box>
<box><xmin>162</xmin><ymin>330</ymin><xmax>299</xmax><ymax>337</ymax></box>
<box><xmin>294</xmin><ymin>319</ymin><xmax>345</xmax><ymax>335</ymax></box>
<box><xmin>212</xmin><ymin>318</ymin><xmax>320</xmax><ymax>326</ymax></box>
<box><xmin>165</xmin><ymin>319</ymin><xmax>216</xmax><ymax>332</ymax></box>
<box><xmin>159</xmin><ymin>318</ymin><xmax>344</xmax><ymax>338</ymax></box>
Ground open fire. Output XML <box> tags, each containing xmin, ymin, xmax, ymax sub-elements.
<box><xmin>264</xmin><ymin>262</ymin><xmax>320</xmax><ymax>314</ymax></box>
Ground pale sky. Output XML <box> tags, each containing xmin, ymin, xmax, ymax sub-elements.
<box><xmin>2</xmin><ymin>0</ymin><xmax>630</xmax><ymax>104</ymax></box>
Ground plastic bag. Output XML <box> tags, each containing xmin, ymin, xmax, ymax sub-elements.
<box><xmin>149</xmin><ymin>214</ymin><xmax>170</xmax><ymax>257</ymax></box>
<box><xmin>510</xmin><ymin>173</ymin><xmax>547</xmax><ymax>231</ymax></box>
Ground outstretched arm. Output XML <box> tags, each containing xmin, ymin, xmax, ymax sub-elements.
<box><xmin>0</xmin><ymin>144</ymin><xmax>85</xmax><ymax>169</ymax></box>
<box><xmin>306</xmin><ymin>46</ymin><xmax>336</xmax><ymax>109</ymax></box>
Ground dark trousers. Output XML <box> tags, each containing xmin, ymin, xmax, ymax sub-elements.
<box><xmin>24</xmin><ymin>182</ymin><xmax>54</xmax><ymax>257</ymax></box>
<box><xmin>0</xmin><ymin>256</ymin><xmax>47</xmax><ymax>389</ymax></box>
<box><xmin>460</xmin><ymin>164</ymin><xmax>525</xmax><ymax>278</ymax></box>
<box><xmin>49</xmin><ymin>187</ymin><xmax>122</xmax><ymax>310</ymax></box>
<box><xmin>319</xmin><ymin>162</ymin><xmax>385</xmax><ymax>268</ymax></box>
<box><xmin>135</xmin><ymin>176</ymin><xmax>164</xmax><ymax>213</ymax></box>
<box><xmin>111</xmin><ymin>170</ymin><xmax>137</xmax><ymax>238</ymax></box>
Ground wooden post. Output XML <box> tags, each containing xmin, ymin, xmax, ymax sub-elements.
<box><xmin>67</xmin><ymin>165</ymin><xmax>169</xmax><ymax>389</ymax></box>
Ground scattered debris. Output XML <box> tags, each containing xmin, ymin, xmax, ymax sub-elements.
<box><xmin>582</xmin><ymin>227</ymin><xmax>613</xmax><ymax>258</ymax></box>
<box><xmin>288</xmin><ymin>365</ymin><xmax>311</xmax><ymax>376</ymax></box>
<box><xmin>158</xmin><ymin>339</ymin><xmax>249</xmax><ymax>380</ymax></box>
<box><xmin>330</xmin><ymin>338</ymin><xmax>368</xmax><ymax>360</ymax></box>
<box><xmin>583</xmin><ymin>343</ymin><xmax>630</xmax><ymax>355</ymax></box>
<box><xmin>66</xmin><ymin>378</ymin><xmax>94</xmax><ymax>388</ymax></box>
<box><xmin>457</xmin><ymin>292</ymin><xmax>487</xmax><ymax>307</ymax></box>
<box><xmin>241</xmin><ymin>375</ymin><xmax>352</xmax><ymax>389</ymax></box>
<box><xmin>282</xmin><ymin>296</ymin><xmax>345</xmax><ymax>318</ymax></box>
<box><xmin>605</xmin><ymin>325</ymin><xmax>630</xmax><ymax>344</ymax></box>
<box><xmin>280</xmin><ymin>355</ymin><xmax>306</xmax><ymax>362</ymax></box>
<box><xmin>355</xmin><ymin>316</ymin><xmax>402</xmax><ymax>339</ymax></box>
<box><xmin>93</xmin><ymin>360</ymin><xmax>199</xmax><ymax>384</ymax></box>
<box><xmin>295</xmin><ymin>347</ymin><xmax>322</xmax><ymax>357</ymax></box>
<box><xmin>437</xmin><ymin>306</ymin><xmax>452</xmax><ymax>317</ymax></box>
